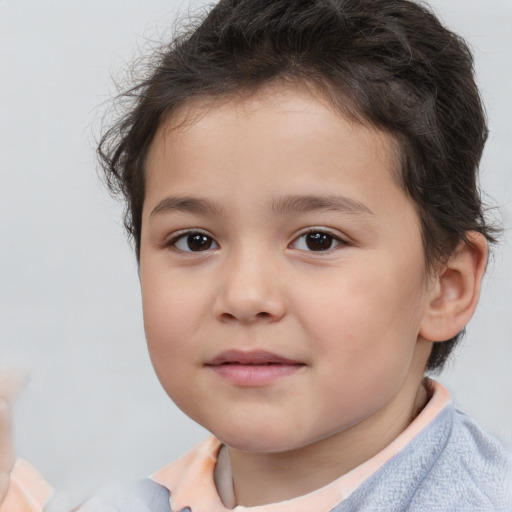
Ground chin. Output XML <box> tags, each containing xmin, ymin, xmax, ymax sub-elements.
<box><xmin>210</xmin><ymin>420</ymin><xmax>318</xmax><ymax>454</ymax></box>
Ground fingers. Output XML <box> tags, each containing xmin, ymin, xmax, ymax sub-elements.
<box><xmin>0</xmin><ymin>367</ymin><xmax>28</xmax><ymax>504</ymax></box>
<box><xmin>0</xmin><ymin>396</ymin><xmax>14</xmax><ymax>503</ymax></box>
<box><xmin>0</xmin><ymin>368</ymin><xmax>29</xmax><ymax>405</ymax></box>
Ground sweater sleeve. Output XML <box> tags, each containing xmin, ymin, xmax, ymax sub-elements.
<box><xmin>0</xmin><ymin>460</ymin><xmax>53</xmax><ymax>512</ymax></box>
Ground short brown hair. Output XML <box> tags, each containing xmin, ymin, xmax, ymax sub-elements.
<box><xmin>98</xmin><ymin>0</ymin><xmax>499</xmax><ymax>372</ymax></box>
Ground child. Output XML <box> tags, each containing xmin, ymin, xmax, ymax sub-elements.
<box><xmin>1</xmin><ymin>0</ymin><xmax>511</xmax><ymax>510</ymax></box>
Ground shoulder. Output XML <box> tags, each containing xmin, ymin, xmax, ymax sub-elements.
<box><xmin>45</xmin><ymin>437</ymin><xmax>221</xmax><ymax>512</ymax></box>
<box><xmin>335</xmin><ymin>404</ymin><xmax>511</xmax><ymax>512</ymax></box>
<box><xmin>44</xmin><ymin>479</ymin><xmax>171</xmax><ymax>512</ymax></box>
<box><xmin>408</xmin><ymin>404</ymin><xmax>511</xmax><ymax>511</ymax></box>
<box><xmin>442</xmin><ymin>407</ymin><xmax>509</xmax><ymax>499</ymax></box>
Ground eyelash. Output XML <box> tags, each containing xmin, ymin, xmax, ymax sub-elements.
<box><xmin>165</xmin><ymin>228</ymin><xmax>347</xmax><ymax>253</ymax></box>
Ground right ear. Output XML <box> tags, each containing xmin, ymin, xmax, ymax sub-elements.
<box><xmin>419</xmin><ymin>232</ymin><xmax>488</xmax><ymax>342</ymax></box>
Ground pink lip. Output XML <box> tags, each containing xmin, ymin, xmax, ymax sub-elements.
<box><xmin>206</xmin><ymin>350</ymin><xmax>304</xmax><ymax>386</ymax></box>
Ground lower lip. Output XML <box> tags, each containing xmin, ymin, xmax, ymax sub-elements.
<box><xmin>207</xmin><ymin>363</ymin><xmax>303</xmax><ymax>386</ymax></box>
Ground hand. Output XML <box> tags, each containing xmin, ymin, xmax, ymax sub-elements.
<box><xmin>0</xmin><ymin>369</ymin><xmax>27</xmax><ymax>504</ymax></box>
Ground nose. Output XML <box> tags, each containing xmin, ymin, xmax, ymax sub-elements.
<box><xmin>212</xmin><ymin>247</ymin><xmax>286</xmax><ymax>324</ymax></box>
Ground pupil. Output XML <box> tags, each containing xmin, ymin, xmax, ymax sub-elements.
<box><xmin>306</xmin><ymin>232</ymin><xmax>332</xmax><ymax>251</ymax></box>
<box><xmin>187</xmin><ymin>234</ymin><xmax>212</xmax><ymax>251</ymax></box>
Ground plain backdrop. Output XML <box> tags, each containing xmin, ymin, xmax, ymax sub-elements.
<box><xmin>1</xmin><ymin>0</ymin><xmax>511</xmax><ymax>498</ymax></box>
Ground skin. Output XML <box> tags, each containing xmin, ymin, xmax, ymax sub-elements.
<box><xmin>139</xmin><ymin>84</ymin><xmax>486</xmax><ymax>506</ymax></box>
<box><xmin>0</xmin><ymin>370</ymin><xmax>26</xmax><ymax>503</ymax></box>
<box><xmin>0</xmin><ymin>400</ymin><xmax>13</xmax><ymax>505</ymax></box>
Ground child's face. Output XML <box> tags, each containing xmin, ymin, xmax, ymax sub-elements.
<box><xmin>139</xmin><ymin>85</ymin><xmax>434</xmax><ymax>454</ymax></box>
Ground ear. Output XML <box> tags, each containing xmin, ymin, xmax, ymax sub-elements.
<box><xmin>419</xmin><ymin>232</ymin><xmax>488</xmax><ymax>342</ymax></box>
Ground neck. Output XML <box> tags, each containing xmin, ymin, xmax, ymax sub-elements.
<box><xmin>227</xmin><ymin>374</ymin><xmax>429</xmax><ymax>507</ymax></box>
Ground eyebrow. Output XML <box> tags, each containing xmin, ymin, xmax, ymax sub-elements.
<box><xmin>270</xmin><ymin>194</ymin><xmax>375</xmax><ymax>217</ymax></box>
<box><xmin>150</xmin><ymin>196</ymin><xmax>224</xmax><ymax>218</ymax></box>
<box><xmin>149</xmin><ymin>194</ymin><xmax>375</xmax><ymax>218</ymax></box>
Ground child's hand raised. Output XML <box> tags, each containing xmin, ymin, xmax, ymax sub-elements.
<box><xmin>0</xmin><ymin>369</ymin><xmax>27</xmax><ymax>504</ymax></box>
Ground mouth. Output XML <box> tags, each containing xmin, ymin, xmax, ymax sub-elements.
<box><xmin>205</xmin><ymin>350</ymin><xmax>305</xmax><ymax>386</ymax></box>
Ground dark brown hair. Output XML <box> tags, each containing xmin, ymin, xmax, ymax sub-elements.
<box><xmin>98</xmin><ymin>0</ymin><xmax>498</xmax><ymax>372</ymax></box>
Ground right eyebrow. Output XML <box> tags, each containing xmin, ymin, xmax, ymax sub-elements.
<box><xmin>270</xmin><ymin>194</ymin><xmax>376</xmax><ymax>217</ymax></box>
<box><xmin>149</xmin><ymin>196</ymin><xmax>224</xmax><ymax>218</ymax></box>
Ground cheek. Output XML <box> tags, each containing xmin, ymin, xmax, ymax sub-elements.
<box><xmin>296</xmin><ymin>261</ymin><xmax>425</xmax><ymax>371</ymax></box>
<box><xmin>141</xmin><ymin>280</ymin><xmax>203</xmax><ymax>413</ymax></box>
<box><xmin>296</xmin><ymin>274</ymin><xmax>425</xmax><ymax>432</ymax></box>
<box><xmin>141</xmin><ymin>269</ymin><xmax>205</xmax><ymax>372</ymax></box>
<box><xmin>142</xmin><ymin>263</ymin><xmax>202</xmax><ymax>330</ymax></box>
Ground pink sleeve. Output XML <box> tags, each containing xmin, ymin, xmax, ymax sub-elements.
<box><xmin>0</xmin><ymin>460</ymin><xmax>53</xmax><ymax>512</ymax></box>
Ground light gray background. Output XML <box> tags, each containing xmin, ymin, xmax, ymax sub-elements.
<box><xmin>1</xmin><ymin>0</ymin><xmax>511</xmax><ymax>498</ymax></box>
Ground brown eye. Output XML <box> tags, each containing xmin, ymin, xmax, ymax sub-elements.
<box><xmin>305</xmin><ymin>232</ymin><xmax>334</xmax><ymax>251</ymax></box>
<box><xmin>187</xmin><ymin>234</ymin><xmax>213</xmax><ymax>251</ymax></box>
<box><xmin>291</xmin><ymin>230</ymin><xmax>343</xmax><ymax>252</ymax></box>
<box><xmin>172</xmin><ymin>232</ymin><xmax>219</xmax><ymax>252</ymax></box>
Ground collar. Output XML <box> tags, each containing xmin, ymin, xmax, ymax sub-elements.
<box><xmin>151</xmin><ymin>379</ymin><xmax>451</xmax><ymax>512</ymax></box>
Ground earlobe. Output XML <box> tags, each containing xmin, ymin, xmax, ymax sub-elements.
<box><xmin>419</xmin><ymin>232</ymin><xmax>488</xmax><ymax>342</ymax></box>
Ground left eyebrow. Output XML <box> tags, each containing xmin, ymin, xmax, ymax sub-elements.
<box><xmin>149</xmin><ymin>196</ymin><xmax>224</xmax><ymax>218</ymax></box>
<box><xmin>270</xmin><ymin>194</ymin><xmax>375</xmax><ymax>217</ymax></box>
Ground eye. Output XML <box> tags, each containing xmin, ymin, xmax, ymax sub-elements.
<box><xmin>291</xmin><ymin>230</ymin><xmax>344</xmax><ymax>252</ymax></box>
<box><xmin>169</xmin><ymin>231</ymin><xmax>219</xmax><ymax>252</ymax></box>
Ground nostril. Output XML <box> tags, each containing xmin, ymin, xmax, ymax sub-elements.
<box><xmin>221</xmin><ymin>312</ymin><xmax>238</xmax><ymax>321</ymax></box>
<box><xmin>219</xmin><ymin>310</ymin><xmax>274</xmax><ymax>323</ymax></box>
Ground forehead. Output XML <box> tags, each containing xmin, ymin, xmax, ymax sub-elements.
<box><xmin>145</xmin><ymin>84</ymin><xmax>402</xmax><ymax>198</ymax></box>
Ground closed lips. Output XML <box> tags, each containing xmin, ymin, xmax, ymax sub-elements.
<box><xmin>206</xmin><ymin>350</ymin><xmax>303</xmax><ymax>366</ymax></box>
